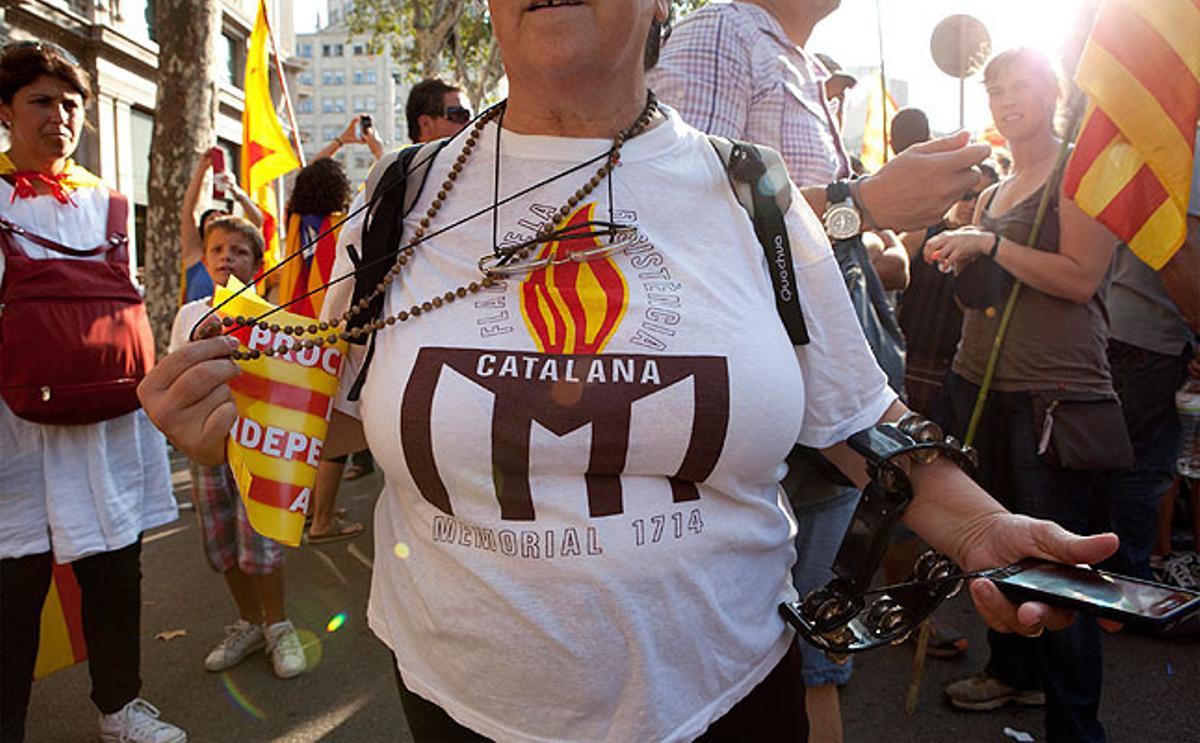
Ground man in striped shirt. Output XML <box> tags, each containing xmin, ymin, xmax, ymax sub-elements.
<box><xmin>650</xmin><ymin>3</ymin><xmax>990</xmax><ymax>741</ymax></box>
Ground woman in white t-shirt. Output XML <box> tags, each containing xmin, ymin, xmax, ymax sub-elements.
<box><xmin>140</xmin><ymin>3</ymin><xmax>1119</xmax><ymax>741</ymax></box>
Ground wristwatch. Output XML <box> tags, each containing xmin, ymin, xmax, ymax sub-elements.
<box><xmin>823</xmin><ymin>180</ymin><xmax>862</xmax><ymax>240</ymax></box>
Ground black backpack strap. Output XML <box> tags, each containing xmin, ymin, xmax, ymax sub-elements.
<box><xmin>344</xmin><ymin>138</ymin><xmax>448</xmax><ymax>401</ymax></box>
<box><xmin>707</xmin><ymin>135</ymin><xmax>809</xmax><ymax>345</ymax></box>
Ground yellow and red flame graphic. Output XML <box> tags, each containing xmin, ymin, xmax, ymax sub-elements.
<box><xmin>520</xmin><ymin>204</ymin><xmax>629</xmax><ymax>354</ymax></box>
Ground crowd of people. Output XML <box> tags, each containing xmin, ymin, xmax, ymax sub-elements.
<box><xmin>2</xmin><ymin>1</ymin><xmax>1198</xmax><ymax>742</ymax></box>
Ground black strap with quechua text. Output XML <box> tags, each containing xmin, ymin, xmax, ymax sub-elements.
<box><xmin>719</xmin><ymin>140</ymin><xmax>810</xmax><ymax>345</ymax></box>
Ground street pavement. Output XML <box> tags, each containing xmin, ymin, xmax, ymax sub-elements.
<box><xmin>24</xmin><ymin>450</ymin><xmax>1199</xmax><ymax>742</ymax></box>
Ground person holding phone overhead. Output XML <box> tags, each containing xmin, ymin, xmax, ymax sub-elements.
<box><xmin>179</xmin><ymin>147</ymin><xmax>263</xmax><ymax>303</ymax></box>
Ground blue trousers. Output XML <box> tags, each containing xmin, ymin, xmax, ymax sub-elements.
<box><xmin>944</xmin><ymin>373</ymin><xmax>1106</xmax><ymax>743</ymax></box>
<box><xmin>1099</xmin><ymin>340</ymin><xmax>1190</xmax><ymax>579</ymax></box>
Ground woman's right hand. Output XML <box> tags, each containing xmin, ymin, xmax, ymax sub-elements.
<box><xmin>138</xmin><ymin>329</ymin><xmax>241</xmax><ymax>466</ymax></box>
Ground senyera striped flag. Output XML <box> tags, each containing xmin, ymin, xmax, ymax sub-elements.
<box><xmin>214</xmin><ymin>277</ymin><xmax>348</xmax><ymax>546</ymax></box>
<box><xmin>1063</xmin><ymin>0</ymin><xmax>1200</xmax><ymax>269</ymax></box>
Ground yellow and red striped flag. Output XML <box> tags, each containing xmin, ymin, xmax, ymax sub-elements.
<box><xmin>859</xmin><ymin>71</ymin><xmax>898</xmax><ymax>174</ymax></box>
<box><xmin>1063</xmin><ymin>0</ymin><xmax>1200</xmax><ymax>269</ymax></box>
<box><xmin>242</xmin><ymin>0</ymin><xmax>301</xmax><ymax>270</ymax></box>
<box><xmin>214</xmin><ymin>277</ymin><xmax>347</xmax><ymax>546</ymax></box>
<box><xmin>34</xmin><ymin>562</ymin><xmax>87</xmax><ymax>679</ymax></box>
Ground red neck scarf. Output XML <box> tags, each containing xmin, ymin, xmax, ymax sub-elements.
<box><xmin>7</xmin><ymin>170</ymin><xmax>76</xmax><ymax>206</ymax></box>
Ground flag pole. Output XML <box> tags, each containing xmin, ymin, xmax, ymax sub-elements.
<box><xmin>261</xmin><ymin>0</ymin><xmax>306</xmax><ymax>167</ymax></box>
<box><xmin>875</xmin><ymin>0</ymin><xmax>889</xmax><ymax>162</ymax></box>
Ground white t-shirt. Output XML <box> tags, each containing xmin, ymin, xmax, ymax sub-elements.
<box><xmin>0</xmin><ymin>183</ymin><xmax>175</xmax><ymax>562</ymax></box>
<box><xmin>169</xmin><ymin>297</ymin><xmax>217</xmax><ymax>354</ymax></box>
<box><xmin>329</xmin><ymin>108</ymin><xmax>893</xmax><ymax>741</ymax></box>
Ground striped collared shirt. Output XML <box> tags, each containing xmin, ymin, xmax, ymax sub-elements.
<box><xmin>649</xmin><ymin>1</ymin><xmax>851</xmax><ymax>187</ymax></box>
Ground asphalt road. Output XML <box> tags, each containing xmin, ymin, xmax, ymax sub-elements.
<box><xmin>24</xmin><ymin>451</ymin><xmax>1199</xmax><ymax>742</ymax></box>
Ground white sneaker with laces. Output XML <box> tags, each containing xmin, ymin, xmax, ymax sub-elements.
<box><xmin>266</xmin><ymin>619</ymin><xmax>307</xmax><ymax>679</ymax></box>
<box><xmin>204</xmin><ymin>619</ymin><xmax>265</xmax><ymax>672</ymax></box>
<box><xmin>99</xmin><ymin>698</ymin><xmax>187</xmax><ymax>743</ymax></box>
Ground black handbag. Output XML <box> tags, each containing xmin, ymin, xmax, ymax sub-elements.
<box><xmin>1029</xmin><ymin>390</ymin><xmax>1135</xmax><ymax>471</ymax></box>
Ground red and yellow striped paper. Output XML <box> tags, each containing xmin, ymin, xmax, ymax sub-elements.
<box><xmin>34</xmin><ymin>562</ymin><xmax>87</xmax><ymax>679</ymax></box>
<box><xmin>214</xmin><ymin>277</ymin><xmax>348</xmax><ymax>546</ymax></box>
<box><xmin>1063</xmin><ymin>0</ymin><xmax>1200</xmax><ymax>269</ymax></box>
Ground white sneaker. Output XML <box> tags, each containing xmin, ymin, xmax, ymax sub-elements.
<box><xmin>99</xmin><ymin>698</ymin><xmax>187</xmax><ymax>743</ymax></box>
<box><xmin>265</xmin><ymin>620</ymin><xmax>307</xmax><ymax>679</ymax></box>
<box><xmin>204</xmin><ymin>619</ymin><xmax>265</xmax><ymax>672</ymax></box>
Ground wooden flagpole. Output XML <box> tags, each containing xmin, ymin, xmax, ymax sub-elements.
<box><xmin>261</xmin><ymin>0</ymin><xmax>306</xmax><ymax>167</ymax></box>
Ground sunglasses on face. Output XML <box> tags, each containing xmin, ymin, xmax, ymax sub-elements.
<box><xmin>442</xmin><ymin>105</ymin><xmax>472</xmax><ymax>124</ymax></box>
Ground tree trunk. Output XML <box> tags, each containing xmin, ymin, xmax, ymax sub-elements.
<box><xmin>145</xmin><ymin>0</ymin><xmax>219</xmax><ymax>356</ymax></box>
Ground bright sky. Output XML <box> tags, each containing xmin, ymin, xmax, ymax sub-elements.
<box><xmin>293</xmin><ymin>0</ymin><xmax>1089</xmax><ymax>134</ymax></box>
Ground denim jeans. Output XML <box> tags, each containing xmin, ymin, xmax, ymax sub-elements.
<box><xmin>1099</xmin><ymin>340</ymin><xmax>1191</xmax><ymax>579</ymax></box>
<box><xmin>943</xmin><ymin>374</ymin><xmax>1106</xmax><ymax>743</ymax></box>
<box><xmin>787</xmin><ymin>466</ymin><xmax>860</xmax><ymax>687</ymax></box>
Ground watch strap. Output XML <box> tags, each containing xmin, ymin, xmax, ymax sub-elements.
<box><xmin>826</xmin><ymin>180</ymin><xmax>852</xmax><ymax>206</ymax></box>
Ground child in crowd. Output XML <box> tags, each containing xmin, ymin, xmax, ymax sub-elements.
<box><xmin>168</xmin><ymin>216</ymin><xmax>306</xmax><ymax>679</ymax></box>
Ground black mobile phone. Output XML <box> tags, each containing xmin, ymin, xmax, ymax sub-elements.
<box><xmin>359</xmin><ymin>114</ymin><xmax>373</xmax><ymax>136</ymax></box>
<box><xmin>990</xmin><ymin>559</ymin><xmax>1200</xmax><ymax>629</ymax></box>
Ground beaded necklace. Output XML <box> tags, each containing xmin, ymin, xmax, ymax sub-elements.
<box><xmin>222</xmin><ymin>92</ymin><xmax>659</xmax><ymax>361</ymax></box>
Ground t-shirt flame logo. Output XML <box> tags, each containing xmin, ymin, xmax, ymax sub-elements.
<box><xmin>520</xmin><ymin>203</ymin><xmax>629</xmax><ymax>354</ymax></box>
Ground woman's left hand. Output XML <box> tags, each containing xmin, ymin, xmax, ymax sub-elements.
<box><xmin>924</xmin><ymin>228</ymin><xmax>995</xmax><ymax>274</ymax></box>
<box><xmin>958</xmin><ymin>512</ymin><xmax>1119</xmax><ymax>636</ymax></box>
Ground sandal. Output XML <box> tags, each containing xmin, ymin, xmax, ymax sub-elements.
<box><xmin>343</xmin><ymin>463</ymin><xmax>374</xmax><ymax>481</ymax></box>
<box><xmin>306</xmin><ymin>516</ymin><xmax>365</xmax><ymax>545</ymax></box>
<box><xmin>304</xmin><ymin>507</ymin><xmax>347</xmax><ymax>527</ymax></box>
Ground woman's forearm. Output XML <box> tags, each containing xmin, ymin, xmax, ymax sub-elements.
<box><xmin>991</xmin><ymin>236</ymin><xmax>1104</xmax><ymax>303</ymax></box>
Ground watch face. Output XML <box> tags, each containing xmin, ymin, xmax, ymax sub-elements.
<box><xmin>825</xmin><ymin>204</ymin><xmax>862</xmax><ymax>240</ymax></box>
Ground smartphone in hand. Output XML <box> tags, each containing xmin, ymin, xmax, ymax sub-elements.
<box><xmin>991</xmin><ymin>558</ymin><xmax>1200</xmax><ymax>630</ymax></box>
<box><xmin>210</xmin><ymin>147</ymin><xmax>226</xmax><ymax>200</ymax></box>
<box><xmin>359</xmin><ymin>114</ymin><xmax>373</xmax><ymax>139</ymax></box>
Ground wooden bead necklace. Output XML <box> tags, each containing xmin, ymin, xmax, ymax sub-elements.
<box><xmin>223</xmin><ymin>91</ymin><xmax>660</xmax><ymax>361</ymax></box>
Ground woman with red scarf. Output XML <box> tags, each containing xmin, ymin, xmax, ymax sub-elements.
<box><xmin>0</xmin><ymin>41</ymin><xmax>184</xmax><ymax>743</ymax></box>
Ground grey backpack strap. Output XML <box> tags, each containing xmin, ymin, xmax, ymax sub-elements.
<box><xmin>707</xmin><ymin>135</ymin><xmax>809</xmax><ymax>345</ymax></box>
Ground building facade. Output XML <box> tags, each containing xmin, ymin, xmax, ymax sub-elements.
<box><xmin>293</xmin><ymin>1</ymin><xmax>408</xmax><ymax>189</ymax></box>
<box><xmin>1</xmin><ymin>0</ymin><xmax>299</xmax><ymax>269</ymax></box>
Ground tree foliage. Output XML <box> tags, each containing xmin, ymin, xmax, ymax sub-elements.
<box><xmin>347</xmin><ymin>0</ymin><xmax>504</xmax><ymax>108</ymax></box>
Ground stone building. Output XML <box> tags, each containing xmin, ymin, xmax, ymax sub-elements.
<box><xmin>293</xmin><ymin>0</ymin><xmax>408</xmax><ymax>189</ymax></box>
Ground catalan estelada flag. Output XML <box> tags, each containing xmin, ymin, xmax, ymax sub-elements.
<box><xmin>242</xmin><ymin>0</ymin><xmax>301</xmax><ymax>270</ymax></box>
<box><xmin>1063</xmin><ymin>0</ymin><xmax>1200</xmax><ymax>269</ymax></box>
<box><xmin>215</xmin><ymin>277</ymin><xmax>348</xmax><ymax>546</ymax></box>
<box><xmin>277</xmin><ymin>212</ymin><xmax>344</xmax><ymax>319</ymax></box>
<box><xmin>34</xmin><ymin>562</ymin><xmax>87</xmax><ymax>679</ymax></box>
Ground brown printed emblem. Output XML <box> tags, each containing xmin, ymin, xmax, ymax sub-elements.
<box><xmin>401</xmin><ymin>348</ymin><xmax>729</xmax><ymax>521</ymax></box>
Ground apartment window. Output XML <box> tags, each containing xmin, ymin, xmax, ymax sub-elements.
<box><xmin>299</xmin><ymin>71</ymin><xmax>315</xmax><ymax>86</ymax></box>
<box><xmin>298</xmin><ymin>43</ymin><xmax>313</xmax><ymax>59</ymax></box>
<box><xmin>352</xmin><ymin>69</ymin><xmax>364</xmax><ymax>85</ymax></box>
<box><xmin>322</xmin><ymin>43</ymin><xmax>344</xmax><ymax>58</ymax></box>
<box><xmin>297</xmin><ymin>97</ymin><xmax>314</xmax><ymax>113</ymax></box>
<box><xmin>365</xmin><ymin>69</ymin><xmax>377</xmax><ymax>84</ymax></box>
<box><xmin>362</xmin><ymin>95</ymin><xmax>376</xmax><ymax>112</ymax></box>
<box><xmin>353</xmin><ymin>44</ymin><xmax>366</xmax><ymax>56</ymax></box>
<box><xmin>322</xmin><ymin>126</ymin><xmax>341</xmax><ymax>141</ymax></box>
<box><xmin>322</xmin><ymin>70</ymin><xmax>345</xmax><ymax>86</ymax></box>
<box><xmin>215</xmin><ymin>33</ymin><xmax>240</xmax><ymax>88</ymax></box>
<box><xmin>322</xmin><ymin>97</ymin><xmax>346</xmax><ymax>114</ymax></box>
<box><xmin>300</xmin><ymin>129</ymin><xmax>312</xmax><ymax>143</ymax></box>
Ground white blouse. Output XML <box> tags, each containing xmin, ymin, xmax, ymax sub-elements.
<box><xmin>0</xmin><ymin>181</ymin><xmax>176</xmax><ymax>563</ymax></box>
